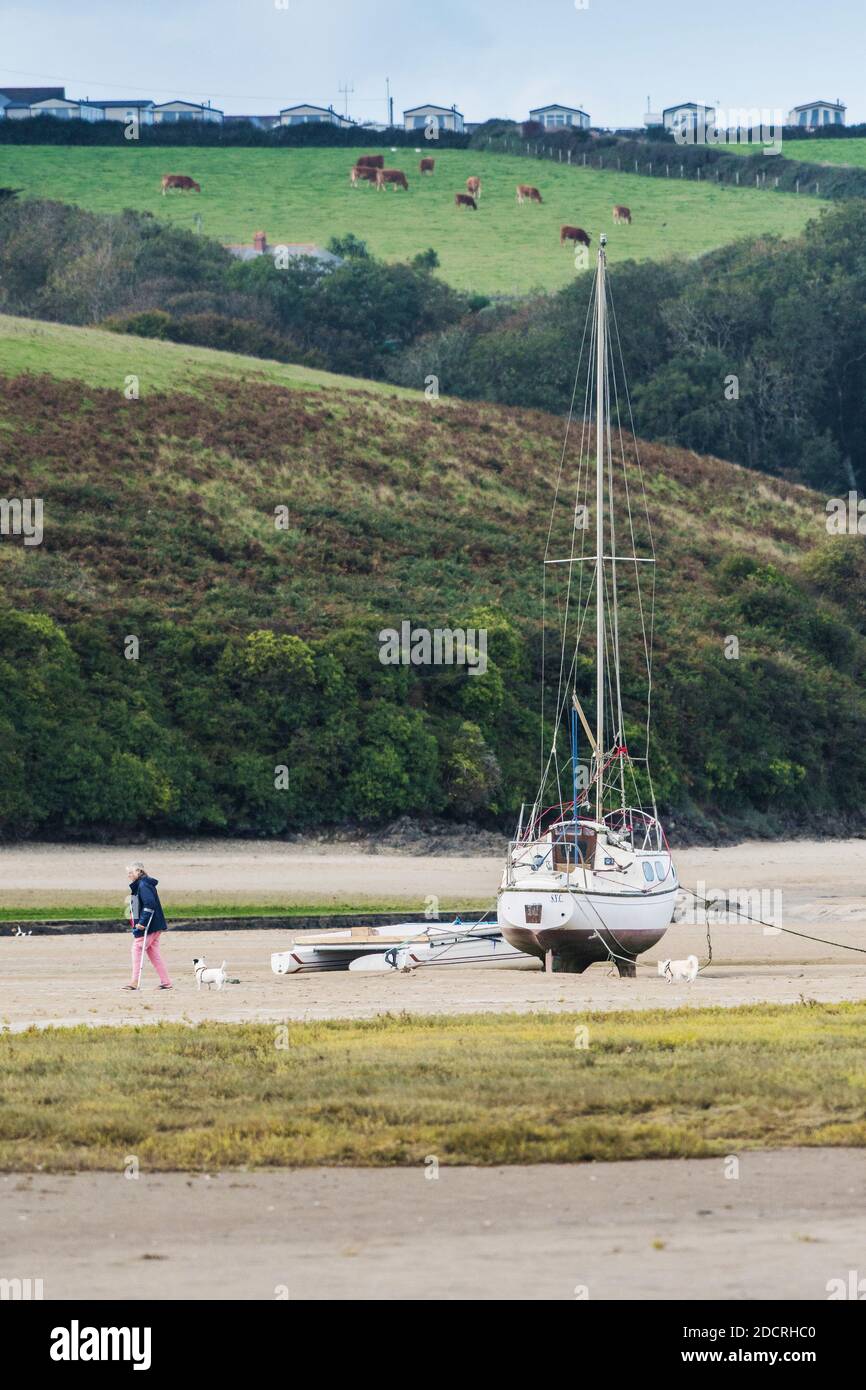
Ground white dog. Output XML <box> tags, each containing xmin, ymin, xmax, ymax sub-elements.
<box><xmin>193</xmin><ymin>957</ymin><xmax>227</xmax><ymax>991</ymax></box>
<box><xmin>658</xmin><ymin>954</ymin><xmax>699</xmax><ymax>983</ymax></box>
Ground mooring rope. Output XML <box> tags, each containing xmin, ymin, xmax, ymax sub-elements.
<box><xmin>680</xmin><ymin>885</ymin><xmax>866</xmax><ymax>957</ymax></box>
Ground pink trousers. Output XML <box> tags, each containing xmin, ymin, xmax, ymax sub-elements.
<box><xmin>131</xmin><ymin>930</ymin><xmax>171</xmax><ymax>986</ymax></box>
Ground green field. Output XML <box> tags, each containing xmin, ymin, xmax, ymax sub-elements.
<box><xmin>1</xmin><ymin>1004</ymin><xmax>863</xmax><ymax>1169</ymax></box>
<box><xmin>0</xmin><ymin>312</ymin><xmax>419</xmax><ymax>398</ymax></box>
<box><xmin>732</xmin><ymin>137</ymin><xmax>866</xmax><ymax>167</ymax></box>
<box><xmin>0</xmin><ymin>145</ymin><xmax>818</xmax><ymax>294</ymax></box>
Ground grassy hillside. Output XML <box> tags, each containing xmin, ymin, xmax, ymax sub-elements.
<box><xmin>0</xmin><ymin>312</ymin><xmax>420</xmax><ymax>399</ymax></box>
<box><xmin>733</xmin><ymin>138</ymin><xmax>866</xmax><ymax>167</ymax></box>
<box><xmin>0</xmin><ymin>146</ymin><xmax>817</xmax><ymax>294</ymax></box>
<box><xmin>1</xmin><ymin>319</ymin><xmax>865</xmax><ymax>837</ymax></box>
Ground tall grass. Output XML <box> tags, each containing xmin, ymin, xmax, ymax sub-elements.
<box><xmin>1</xmin><ymin>1003</ymin><xmax>864</xmax><ymax>1170</ymax></box>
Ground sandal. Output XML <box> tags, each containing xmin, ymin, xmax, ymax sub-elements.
<box><xmin>158</xmin><ymin>983</ymin><xmax>173</xmax><ymax>990</ymax></box>
<box><xmin>121</xmin><ymin>984</ymin><xmax>139</xmax><ymax>991</ymax></box>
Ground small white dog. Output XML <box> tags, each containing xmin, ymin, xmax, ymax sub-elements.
<box><xmin>193</xmin><ymin>957</ymin><xmax>227</xmax><ymax>991</ymax></box>
<box><xmin>658</xmin><ymin>954</ymin><xmax>699</xmax><ymax>983</ymax></box>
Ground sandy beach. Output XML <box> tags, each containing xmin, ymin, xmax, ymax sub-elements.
<box><xmin>1</xmin><ymin>838</ymin><xmax>865</xmax><ymax>1030</ymax></box>
<box><xmin>3</xmin><ymin>1150</ymin><xmax>862</xmax><ymax>1300</ymax></box>
<box><xmin>2</xmin><ymin>835</ymin><xmax>865</xmax><ymax>915</ymax></box>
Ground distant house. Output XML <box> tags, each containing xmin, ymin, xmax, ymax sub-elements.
<box><xmin>403</xmin><ymin>103</ymin><xmax>464</xmax><ymax>133</ymax></box>
<box><xmin>788</xmin><ymin>99</ymin><xmax>846</xmax><ymax>128</ymax></box>
<box><xmin>0</xmin><ymin>102</ymin><xmax>38</xmax><ymax>120</ymax></box>
<box><xmin>660</xmin><ymin>102</ymin><xmax>715</xmax><ymax>134</ymax></box>
<box><xmin>279</xmin><ymin>104</ymin><xmax>353</xmax><ymax>128</ymax></box>
<box><xmin>101</xmin><ymin>100</ymin><xmax>155</xmax><ymax>125</ymax></box>
<box><xmin>0</xmin><ymin>85</ymin><xmax>65</xmax><ymax>106</ymax></box>
<box><xmin>153</xmin><ymin>100</ymin><xmax>223</xmax><ymax>124</ymax></box>
<box><xmin>224</xmin><ymin>114</ymin><xmax>281</xmax><ymax>130</ymax></box>
<box><xmin>29</xmin><ymin>97</ymin><xmax>105</xmax><ymax>122</ymax></box>
<box><xmin>225</xmin><ymin>231</ymin><xmax>342</xmax><ymax>266</ymax></box>
<box><xmin>529</xmin><ymin>103</ymin><xmax>590</xmax><ymax>130</ymax></box>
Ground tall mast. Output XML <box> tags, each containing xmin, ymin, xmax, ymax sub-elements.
<box><xmin>595</xmin><ymin>235</ymin><xmax>607</xmax><ymax>823</ymax></box>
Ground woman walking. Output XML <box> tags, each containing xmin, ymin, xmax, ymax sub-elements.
<box><xmin>124</xmin><ymin>862</ymin><xmax>173</xmax><ymax>990</ymax></box>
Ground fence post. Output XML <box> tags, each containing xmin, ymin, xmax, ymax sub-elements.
<box><xmin>634</xmin><ymin>158</ymin><xmax>638</xmax><ymax>172</ymax></box>
<box><xmin>736</xmin><ymin>170</ymin><xmax>740</xmax><ymax>185</ymax></box>
<box><xmin>666</xmin><ymin>163</ymin><xmax>669</xmax><ymax>176</ymax></box>
<box><xmin>680</xmin><ymin>164</ymin><xmax>684</xmax><ymax>177</ymax></box>
<box><xmin>815</xmin><ymin>182</ymin><xmax>819</xmax><ymax>195</ymax></box>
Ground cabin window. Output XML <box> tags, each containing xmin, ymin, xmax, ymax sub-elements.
<box><xmin>642</xmin><ymin>863</ymin><xmax>655</xmax><ymax>883</ymax></box>
<box><xmin>552</xmin><ymin>827</ymin><xmax>596</xmax><ymax>871</ymax></box>
<box><xmin>524</xmin><ymin>903</ymin><xmax>542</xmax><ymax>924</ymax></box>
<box><xmin>655</xmin><ymin>861</ymin><xmax>666</xmax><ymax>881</ymax></box>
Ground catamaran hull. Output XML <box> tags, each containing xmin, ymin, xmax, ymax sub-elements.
<box><xmin>497</xmin><ymin>886</ymin><xmax>677</xmax><ymax>972</ymax></box>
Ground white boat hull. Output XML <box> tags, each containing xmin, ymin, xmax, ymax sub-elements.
<box><xmin>497</xmin><ymin>884</ymin><xmax>677</xmax><ymax>972</ymax></box>
<box><xmin>349</xmin><ymin>934</ymin><xmax>537</xmax><ymax>973</ymax></box>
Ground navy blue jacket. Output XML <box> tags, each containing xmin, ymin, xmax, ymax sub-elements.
<box><xmin>130</xmin><ymin>875</ymin><xmax>168</xmax><ymax>938</ymax></box>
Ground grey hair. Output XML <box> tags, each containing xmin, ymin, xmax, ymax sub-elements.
<box><xmin>126</xmin><ymin>861</ymin><xmax>146</xmax><ymax>874</ymax></box>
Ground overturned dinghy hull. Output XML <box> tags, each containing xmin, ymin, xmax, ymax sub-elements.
<box><xmin>349</xmin><ymin>933</ymin><xmax>537</xmax><ymax>972</ymax></box>
<box><xmin>271</xmin><ymin>923</ymin><xmax>429</xmax><ymax>975</ymax></box>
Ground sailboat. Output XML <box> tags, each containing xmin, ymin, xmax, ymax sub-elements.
<box><xmin>497</xmin><ymin>234</ymin><xmax>678</xmax><ymax>975</ymax></box>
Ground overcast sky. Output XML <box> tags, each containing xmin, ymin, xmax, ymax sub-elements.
<box><xmin>1</xmin><ymin>0</ymin><xmax>861</xmax><ymax>125</ymax></box>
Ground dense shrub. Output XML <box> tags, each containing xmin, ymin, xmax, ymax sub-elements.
<box><xmin>0</xmin><ymin>197</ymin><xmax>468</xmax><ymax>378</ymax></box>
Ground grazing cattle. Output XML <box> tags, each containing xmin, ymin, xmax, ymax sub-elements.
<box><xmin>560</xmin><ymin>225</ymin><xmax>591</xmax><ymax>248</ymax></box>
<box><xmin>516</xmin><ymin>184</ymin><xmax>542</xmax><ymax>204</ymax></box>
<box><xmin>420</xmin><ymin>157</ymin><xmax>435</xmax><ymax>174</ymax></box>
<box><xmin>375</xmin><ymin>168</ymin><xmax>409</xmax><ymax>192</ymax></box>
<box><xmin>161</xmin><ymin>174</ymin><xmax>201</xmax><ymax>195</ymax></box>
<box><xmin>350</xmin><ymin>164</ymin><xmax>379</xmax><ymax>186</ymax></box>
<box><xmin>613</xmin><ymin>204</ymin><xmax>632</xmax><ymax>224</ymax></box>
<box><xmin>455</xmin><ymin>193</ymin><xmax>478</xmax><ymax>211</ymax></box>
<box><xmin>466</xmin><ymin>175</ymin><xmax>481</xmax><ymax>201</ymax></box>
<box><xmin>356</xmin><ymin>154</ymin><xmax>385</xmax><ymax>169</ymax></box>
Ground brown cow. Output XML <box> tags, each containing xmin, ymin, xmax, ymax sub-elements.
<box><xmin>356</xmin><ymin>154</ymin><xmax>385</xmax><ymax>169</ymax></box>
<box><xmin>455</xmin><ymin>193</ymin><xmax>477</xmax><ymax>211</ymax></box>
<box><xmin>350</xmin><ymin>164</ymin><xmax>379</xmax><ymax>186</ymax></box>
<box><xmin>375</xmin><ymin>168</ymin><xmax>409</xmax><ymax>192</ymax></box>
<box><xmin>561</xmin><ymin>225</ymin><xmax>591</xmax><ymax>248</ymax></box>
<box><xmin>161</xmin><ymin>174</ymin><xmax>201</xmax><ymax>195</ymax></box>
<box><xmin>466</xmin><ymin>175</ymin><xmax>481</xmax><ymax>201</ymax></box>
<box><xmin>420</xmin><ymin>157</ymin><xmax>435</xmax><ymax>174</ymax></box>
<box><xmin>613</xmin><ymin>204</ymin><xmax>632</xmax><ymax>224</ymax></box>
<box><xmin>516</xmin><ymin>184</ymin><xmax>542</xmax><ymax>204</ymax></box>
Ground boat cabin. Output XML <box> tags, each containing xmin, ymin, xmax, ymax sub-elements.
<box><xmin>551</xmin><ymin>821</ymin><xmax>597</xmax><ymax>871</ymax></box>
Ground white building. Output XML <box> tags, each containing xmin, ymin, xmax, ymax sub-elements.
<box><xmin>100</xmin><ymin>100</ymin><xmax>155</xmax><ymax>125</ymax></box>
<box><xmin>279</xmin><ymin>104</ymin><xmax>353</xmax><ymax>128</ymax></box>
<box><xmin>153</xmin><ymin>100</ymin><xmax>223</xmax><ymax>124</ymax></box>
<box><xmin>788</xmin><ymin>99</ymin><xmax>846</xmax><ymax>127</ymax></box>
<box><xmin>403</xmin><ymin>103</ymin><xmax>464</xmax><ymax>133</ymax></box>
<box><xmin>30</xmin><ymin>97</ymin><xmax>105</xmax><ymax>122</ymax></box>
<box><xmin>660</xmin><ymin>102</ymin><xmax>715</xmax><ymax>134</ymax></box>
<box><xmin>529</xmin><ymin>103</ymin><xmax>590</xmax><ymax>130</ymax></box>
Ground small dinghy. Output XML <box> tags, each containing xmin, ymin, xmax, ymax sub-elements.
<box><xmin>349</xmin><ymin>930</ymin><xmax>536</xmax><ymax>973</ymax></box>
<box><xmin>271</xmin><ymin>919</ymin><xmax>535</xmax><ymax>975</ymax></box>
